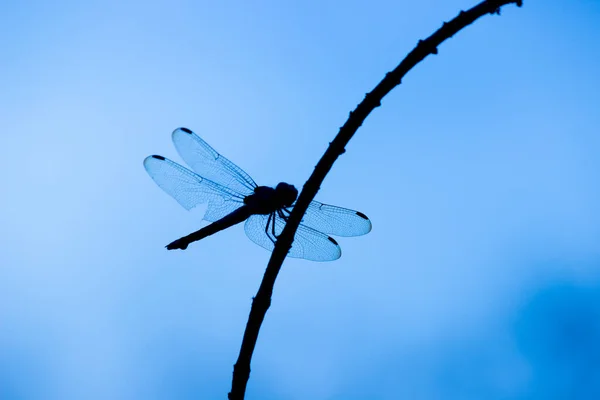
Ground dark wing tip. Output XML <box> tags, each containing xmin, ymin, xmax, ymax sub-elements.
<box><xmin>180</xmin><ymin>127</ymin><xmax>193</xmax><ymax>134</ymax></box>
<box><xmin>151</xmin><ymin>155</ymin><xmax>166</xmax><ymax>160</ymax></box>
<box><xmin>356</xmin><ymin>211</ymin><xmax>369</xmax><ymax>220</ymax></box>
<box><xmin>327</xmin><ymin>236</ymin><xmax>339</xmax><ymax>245</ymax></box>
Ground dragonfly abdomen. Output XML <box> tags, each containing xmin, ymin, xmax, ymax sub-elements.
<box><xmin>166</xmin><ymin>206</ymin><xmax>253</xmax><ymax>250</ymax></box>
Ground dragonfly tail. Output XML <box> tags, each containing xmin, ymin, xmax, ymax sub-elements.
<box><xmin>166</xmin><ymin>206</ymin><xmax>253</xmax><ymax>250</ymax></box>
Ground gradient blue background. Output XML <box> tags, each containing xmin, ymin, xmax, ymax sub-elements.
<box><xmin>2</xmin><ymin>0</ymin><xmax>600</xmax><ymax>399</ymax></box>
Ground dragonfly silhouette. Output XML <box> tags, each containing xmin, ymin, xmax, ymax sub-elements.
<box><xmin>143</xmin><ymin>128</ymin><xmax>371</xmax><ymax>261</ymax></box>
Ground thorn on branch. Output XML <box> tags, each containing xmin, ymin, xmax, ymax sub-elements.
<box><xmin>516</xmin><ymin>0</ymin><xmax>523</xmax><ymax>6</ymax></box>
<box><xmin>491</xmin><ymin>7</ymin><xmax>501</xmax><ymax>15</ymax></box>
<box><xmin>385</xmin><ymin>72</ymin><xmax>401</xmax><ymax>86</ymax></box>
<box><xmin>364</xmin><ymin>92</ymin><xmax>381</xmax><ymax>107</ymax></box>
<box><xmin>418</xmin><ymin>39</ymin><xmax>438</xmax><ymax>55</ymax></box>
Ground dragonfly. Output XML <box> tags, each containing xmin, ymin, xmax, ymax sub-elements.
<box><xmin>143</xmin><ymin>127</ymin><xmax>371</xmax><ymax>261</ymax></box>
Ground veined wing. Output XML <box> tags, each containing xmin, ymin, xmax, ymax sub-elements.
<box><xmin>172</xmin><ymin>127</ymin><xmax>257</xmax><ymax>195</ymax></box>
<box><xmin>297</xmin><ymin>201</ymin><xmax>372</xmax><ymax>237</ymax></box>
<box><xmin>244</xmin><ymin>213</ymin><xmax>341</xmax><ymax>262</ymax></box>
<box><xmin>144</xmin><ymin>155</ymin><xmax>247</xmax><ymax>222</ymax></box>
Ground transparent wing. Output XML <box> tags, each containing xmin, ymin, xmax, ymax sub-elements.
<box><xmin>143</xmin><ymin>155</ymin><xmax>246</xmax><ymax>222</ymax></box>
<box><xmin>172</xmin><ymin>127</ymin><xmax>257</xmax><ymax>195</ymax></box>
<box><xmin>244</xmin><ymin>214</ymin><xmax>341</xmax><ymax>262</ymax></box>
<box><xmin>296</xmin><ymin>201</ymin><xmax>372</xmax><ymax>237</ymax></box>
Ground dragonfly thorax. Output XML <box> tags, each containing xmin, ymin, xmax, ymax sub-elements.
<box><xmin>243</xmin><ymin>183</ymin><xmax>298</xmax><ymax>215</ymax></box>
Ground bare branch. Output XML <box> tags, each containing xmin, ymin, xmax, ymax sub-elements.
<box><xmin>228</xmin><ymin>1</ymin><xmax>523</xmax><ymax>398</ymax></box>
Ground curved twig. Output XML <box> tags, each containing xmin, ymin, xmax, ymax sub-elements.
<box><xmin>228</xmin><ymin>1</ymin><xmax>523</xmax><ymax>398</ymax></box>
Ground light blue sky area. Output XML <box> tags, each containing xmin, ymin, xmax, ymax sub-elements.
<box><xmin>1</xmin><ymin>0</ymin><xmax>600</xmax><ymax>399</ymax></box>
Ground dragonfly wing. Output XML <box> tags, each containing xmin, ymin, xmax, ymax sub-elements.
<box><xmin>172</xmin><ymin>127</ymin><xmax>257</xmax><ymax>195</ymax></box>
<box><xmin>298</xmin><ymin>201</ymin><xmax>372</xmax><ymax>237</ymax></box>
<box><xmin>243</xmin><ymin>214</ymin><xmax>279</xmax><ymax>255</ymax></box>
<box><xmin>244</xmin><ymin>214</ymin><xmax>341</xmax><ymax>262</ymax></box>
<box><xmin>144</xmin><ymin>155</ymin><xmax>246</xmax><ymax>222</ymax></box>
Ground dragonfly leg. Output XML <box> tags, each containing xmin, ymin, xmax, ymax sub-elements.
<box><xmin>276</xmin><ymin>209</ymin><xmax>287</xmax><ymax>222</ymax></box>
<box><xmin>270</xmin><ymin>212</ymin><xmax>279</xmax><ymax>239</ymax></box>
<box><xmin>270</xmin><ymin>209</ymin><xmax>292</xmax><ymax>239</ymax></box>
<box><xmin>264</xmin><ymin>213</ymin><xmax>276</xmax><ymax>244</ymax></box>
<box><xmin>281</xmin><ymin>207</ymin><xmax>304</xmax><ymax>223</ymax></box>
<box><xmin>278</xmin><ymin>209</ymin><xmax>293</xmax><ymax>227</ymax></box>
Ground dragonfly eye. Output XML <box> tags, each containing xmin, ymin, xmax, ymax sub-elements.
<box><xmin>276</xmin><ymin>183</ymin><xmax>298</xmax><ymax>206</ymax></box>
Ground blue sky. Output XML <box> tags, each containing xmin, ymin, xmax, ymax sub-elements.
<box><xmin>1</xmin><ymin>0</ymin><xmax>600</xmax><ymax>399</ymax></box>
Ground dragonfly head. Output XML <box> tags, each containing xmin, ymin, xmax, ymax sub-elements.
<box><xmin>275</xmin><ymin>182</ymin><xmax>298</xmax><ymax>207</ymax></box>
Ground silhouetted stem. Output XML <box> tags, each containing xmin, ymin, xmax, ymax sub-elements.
<box><xmin>228</xmin><ymin>0</ymin><xmax>523</xmax><ymax>398</ymax></box>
